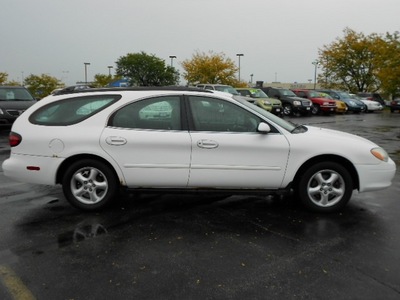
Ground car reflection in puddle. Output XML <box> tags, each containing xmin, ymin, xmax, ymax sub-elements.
<box><xmin>58</xmin><ymin>221</ymin><xmax>107</xmax><ymax>247</ymax></box>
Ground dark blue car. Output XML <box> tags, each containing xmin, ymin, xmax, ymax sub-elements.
<box><xmin>317</xmin><ymin>89</ymin><xmax>366</xmax><ymax>113</ymax></box>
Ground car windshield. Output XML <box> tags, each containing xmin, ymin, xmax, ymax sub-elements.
<box><xmin>214</xmin><ymin>86</ymin><xmax>240</xmax><ymax>95</ymax></box>
<box><xmin>349</xmin><ymin>94</ymin><xmax>362</xmax><ymax>100</ymax></box>
<box><xmin>317</xmin><ymin>92</ymin><xmax>333</xmax><ymax>99</ymax></box>
<box><xmin>233</xmin><ymin>95</ymin><xmax>298</xmax><ymax>132</ymax></box>
<box><xmin>281</xmin><ymin>89</ymin><xmax>297</xmax><ymax>97</ymax></box>
<box><xmin>0</xmin><ymin>88</ymin><xmax>35</xmax><ymax>101</ymax></box>
<box><xmin>249</xmin><ymin>89</ymin><xmax>269</xmax><ymax>98</ymax></box>
<box><xmin>337</xmin><ymin>91</ymin><xmax>351</xmax><ymax>99</ymax></box>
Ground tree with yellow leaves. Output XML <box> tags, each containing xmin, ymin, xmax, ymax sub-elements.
<box><xmin>318</xmin><ymin>28</ymin><xmax>400</xmax><ymax>97</ymax></box>
<box><xmin>181</xmin><ymin>51</ymin><xmax>245</xmax><ymax>86</ymax></box>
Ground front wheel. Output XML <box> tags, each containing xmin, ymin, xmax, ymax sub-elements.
<box><xmin>297</xmin><ymin>162</ymin><xmax>353</xmax><ymax>213</ymax></box>
<box><xmin>62</xmin><ymin>159</ymin><xmax>118</xmax><ymax>211</ymax></box>
<box><xmin>283</xmin><ymin>104</ymin><xmax>293</xmax><ymax>116</ymax></box>
<box><xmin>311</xmin><ymin>104</ymin><xmax>320</xmax><ymax>115</ymax></box>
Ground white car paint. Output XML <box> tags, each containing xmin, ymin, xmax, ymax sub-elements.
<box><xmin>2</xmin><ymin>88</ymin><xmax>396</xmax><ymax>212</ymax></box>
<box><xmin>360</xmin><ymin>99</ymin><xmax>383</xmax><ymax>111</ymax></box>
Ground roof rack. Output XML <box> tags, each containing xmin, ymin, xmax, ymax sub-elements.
<box><xmin>53</xmin><ymin>86</ymin><xmax>212</xmax><ymax>96</ymax></box>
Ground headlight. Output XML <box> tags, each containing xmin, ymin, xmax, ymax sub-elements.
<box><xmin>371</xmin><ymin>147</ymin><xmax>389</xmax><ymax>162</ymax></box>
<box><xmin>263</xmin><ymin>100</ymin><xmax>271</xmax><ymax>105</ymax></box>
<box><xmin>0</xmin><ymin>108</ymin><xmax>4</xmax><ymax>115</ymax></box>
<box><xmin>323</xmin><ymin>102</ymin><xmax>329</xmax><ymax>106</ymax></box>
<box><xmin>293</xmin><ymin>100</ymin><xmax>301</xmax><ymax>106</ymax></box>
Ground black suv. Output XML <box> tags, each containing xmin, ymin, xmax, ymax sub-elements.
<box><xmin>0</xmin><ymin>86</ymin><xmax>36</xmax><ymax>126</ymax></box>
<box><xmin>261</xmin><ymin>87</ymin><xmax>312</xmax><ymax>116</ymax></box>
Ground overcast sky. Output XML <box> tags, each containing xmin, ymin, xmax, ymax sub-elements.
<box><xmin>1</xmin><ymin>0</ymin><xmax>399</xmax><ymax>86</ymax></box>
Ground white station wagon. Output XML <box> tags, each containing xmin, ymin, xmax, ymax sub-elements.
<box><xmin>2</xmin><ymin>87</ymin><xmax>396</xmax><ymax>212</ymax></box>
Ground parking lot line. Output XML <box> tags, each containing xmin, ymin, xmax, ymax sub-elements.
<box><xmin>0</xmin><ymin>265</ymin><xmax>36</xmax><ymax>300</ymax></box>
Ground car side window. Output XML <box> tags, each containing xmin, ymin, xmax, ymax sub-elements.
<box><xmin>238</xmin><ymin>90</ymin><xmax>251</xmax><ymax>97</ymax></box>
<box><xmin>109</xmin><ymin>96</ymin><xmax>181</xmax><ymax>130</ymax></box>
<box><xmin>29</xmin><ymin>95</ymin><xmax>119</xmax><ymax>125</ymax></box>
<box><xmin>268</xmin><ymin>90</ymin><xmax>278</xmax><ymax>98</ymax></box>
<box><xmin>188</xmin><ymin>96</ymin><xmax>261</xmax><ymax>132</ymax></box>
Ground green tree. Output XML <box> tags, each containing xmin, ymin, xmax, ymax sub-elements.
<box><xmin>318</xmin><ymin>28</ymin><xmax>400</xmax><ymax>97</ymax></box>
<box><xmin>0</xmin><ymin>72</ymin><xmax>8</xmax><ymax>85</ymax></box>
<box><xmin>318</xmin><ymin>28</ymin><xmax>380</xmax><ymax>92</ymax></box>
<box><xmin>115</xmin><ymin>51</ymin><xmax>180</xmax><ymax>86</ymax></box>
<box><xmin>92</xmin><ymin>74</ymin><xmax>123</xmax><ymax>87</ymax></box>
<box><xmin>181</xmin><ymin>51</ymin><xmax>240</xmax><ymax>86</ymax></box>
<box><xmin>24</xmin><ymin>74</ymin><xmax>65</xmax><ymax>99</ymax></box>
<box><xmin>373</xmin><ymin>32</ymin><xmax>400</xmax><ymax>97</ymax></box>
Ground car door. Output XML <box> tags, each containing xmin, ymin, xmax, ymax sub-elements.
<box><xmin>100</xmin><ymin>96</ymin><xmax>192</xmax><ymax>187</ymax></box>
<box><xmin>186</xmin><ymin>95</ymin><xmax>290</xmax><ymax>189</ymax></box>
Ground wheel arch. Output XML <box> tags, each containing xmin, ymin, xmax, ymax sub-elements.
<box><xmin>292</xmin><ymin>155</ymin><xmax>359</xmax><ymax>191</ymax></box>
<box><xmin>56</xmin><ymin>154</ymin><xmax>123</xmax><ymax>186</ymax></box>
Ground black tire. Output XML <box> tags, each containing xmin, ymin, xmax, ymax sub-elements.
<box><xmin>311</xmin><ymin>104</ymin><xmax>320</xmax><ymax>115</ymax></box>
<box><xmin>297</xmin><ymin>162</ymin><xmax>353</xmax><ymax>213</ymax></box>
<box><xmin>283</xmin><ymin>104</ymin><xmax>293</xmax><ymax>116</ymax></box>
<box><xmin>62</xmin><ymin>159</ymin><xmax>118</xmax><ymax>211</ymax></box>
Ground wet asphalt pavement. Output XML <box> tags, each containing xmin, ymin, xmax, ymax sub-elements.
<box><xmin>0</xmin><ymin>110</ymin><xmax>399</xmax><ymax>300</ymax></box>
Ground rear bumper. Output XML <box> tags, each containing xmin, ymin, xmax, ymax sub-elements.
<box><xmin>2</xmin><ymin>154</ymin><xmax>63</xmax><ymax>185</ymax></box>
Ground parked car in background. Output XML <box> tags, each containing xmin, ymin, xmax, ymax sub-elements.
<box><xmin>389</xmin><ymin>99</ymin><xmax>400</xmax><ymax>112</ymax></box>
<box><xmin>236</xmin><ymin>88</ymin><xmax>283</xmax><ymax>116</ymax></box>
<box><xmin>0</xmin><ymin>86</ymin><xmax>37</xmax><ymax>126</ymax></box>
<box><xmin>291</xmin><ymin>89</ymin><xmax>336</xmax><ymax>115</ymax></box>
<box><xmin>316</xmin><ymin>89</ymin><xmax>366</xmax><ymax>113</ymax></box>
<box><xmin>321</xmin><ymin>93</ymin><xmax>347</xmax><ymax>114</ymax></box>
<box><xmin>52</xmin><ymin>84</ymin><xmax>95</xmax><ymax>95</ymax></box>
<box><xmin>357</xmin><ymin>92</ymin><xmax>386</xmax><ymax>106</ymax></box>
<box><xmin>261</xmin><ymin>87</ymin><xmax>312</xmax><ymax>116</ymax></box>
<box><xmin>2</xmin><ymin>87</ymin><xmax>396</xmax><ymax>213</ymax></box>
<box><xmin>349</xmin><ymin>94</ymin><xmax>383</xmax><ymax>112</ymax></box>
<box><xmin>196</xmin><ymin>84</ymin><xmax>240</xmax><ymax>95</ymax></box>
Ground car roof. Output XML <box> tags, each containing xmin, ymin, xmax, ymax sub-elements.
<box><xmin>52</xmin><ymin>86</ymin><xmax>213</xmax><ymax>96</ymax></box>
<box><xmin>0</xmin><ymin>86</ymin><xmax>28</xmax><ymax>89</ymax></box>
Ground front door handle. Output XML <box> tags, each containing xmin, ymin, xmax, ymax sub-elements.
<box><xmin>197</xmin><ymin>139</ymin><xmax>219</xmax><ymax>149</ymax></box>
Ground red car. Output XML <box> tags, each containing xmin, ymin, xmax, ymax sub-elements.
<box><xmin>292</xmin><ymin>89</ymin><xmax>337</xmax><ymax>115</ymax></box>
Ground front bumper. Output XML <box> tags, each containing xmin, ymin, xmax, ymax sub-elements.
<box><xmin>357</xmin><ymin>158</ymin><xmax>396</xmax><ymax>192</ymax></box>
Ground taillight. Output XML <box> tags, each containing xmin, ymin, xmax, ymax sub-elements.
<box><xmin>9</xmin><ymin>132</ymin><xmax>22</xmax><ymax>147</ymax></box>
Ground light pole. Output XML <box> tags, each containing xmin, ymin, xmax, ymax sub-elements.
<box><xmin>169</xmin><ymin>55</ymin><xmax>177</xmax><ymax>67</ymax></box>
<box><xmin>108</xmin><ymin>66</ymin><xmax>113</xmax><ymax>76</ymax></box>
<box><xmin>250</xmin><ymin>74</ymin><xmax>253</xmax><ymax>85</ymax></box>
<box><xmin>62</xmin><ymin>71</ymin><xmax>69</xmax><ymax>84</ymax></box>
<box><xmin>84</xmin><ymin>62</ymin><xmax>90</xmax><ymax>84</ymax></box>
<box><xmin>236</xmin><ymin>53</ymin><xmax>244</xmax><ymax>82</ymax></box>
<box><xmin>312</xmin><ymin>60</ymin><xmax>319</xmax><ymax>89</ymax></box>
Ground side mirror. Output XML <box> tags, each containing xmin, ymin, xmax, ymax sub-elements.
<box><xmin>257</xmin><ymin>122</ymin><xmax>271</xmax><ymax>133</ymax></box>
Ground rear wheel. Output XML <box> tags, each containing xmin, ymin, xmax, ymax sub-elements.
<box><xmin>297</xmin><ymin>162</ymin><xmax>353</xmax><ymax>213</ymax></box>
<box><xmin>62</xmin><ymin>159</ymin><xmax>118</xmax><ymax>211</ymax></box>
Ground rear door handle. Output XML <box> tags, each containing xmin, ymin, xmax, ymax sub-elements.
<box><xmin>106</xmin><ymin>136</ymin><xmax>127</xmax><ymax>146</ymax></box>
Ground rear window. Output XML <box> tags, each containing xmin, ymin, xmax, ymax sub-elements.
<box><xmin>29</xmin><ymin>95</ymin><xmax>119</xmax><ymax>125</ymax></box>
<box><xmin>0</xmin><ymin>87</ymin><xmax>35</xmax><ymax>101</ymax></box>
